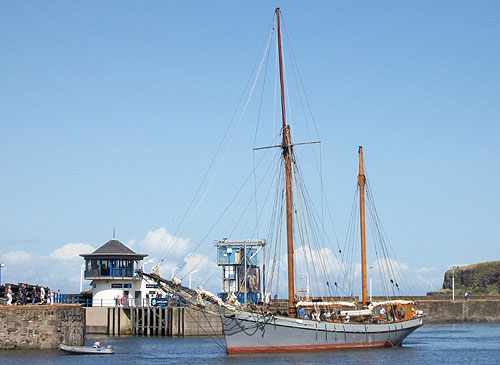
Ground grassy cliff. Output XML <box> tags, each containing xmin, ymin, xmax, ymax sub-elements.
<box><xmin>440</xmin><ymin>261</ymin><xmax>500</xmax><ymax>296</ymax></box>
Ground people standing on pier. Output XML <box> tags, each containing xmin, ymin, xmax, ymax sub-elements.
<box><xmin>57</xmin><ymin>289</ymin><xmax>61</xmax><ymax>303</ymax></box>
<box><xmin>40</xmin><ymin>285</ymin><xmax>46</xmax><ymax>304</ymax></box>
<box><xmin>21</xmin><ymin>284</ymin><xmax>27</xmax><ymax>305</ymax></box>
<box><xmin>49</xmin><ymin>289</ymin><xmax>54</xmax><ymax>305</ymax></box>
<box><xmin>6</xmin><ymin>285</ymin><xmax>13</xmax><ymax>305</ymax></box>
<box><xmin>31</xmin><ymin>286</ymin><xmax>36</xmax><ymax>305</ymax></box>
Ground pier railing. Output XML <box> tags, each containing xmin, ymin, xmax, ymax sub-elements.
<box><xmin>72</xmin><ymin>296</ymin><xmax>185</xmax><ymax>308</ymax></box>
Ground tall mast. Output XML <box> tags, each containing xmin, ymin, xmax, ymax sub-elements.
<box><xmin>358</xmin><ymin>146</ymin><xmax>368</xmax><ymax>306</ymax></box>
<box><xmin>276</xmin><ymin>7</ymin><xmax>296</xmax><ymax>317</ymax></box>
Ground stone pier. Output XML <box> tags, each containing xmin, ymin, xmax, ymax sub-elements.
<box><xmin>417</xmin><ymin>299</ymin><xmax>500</xmax><ymax>323</ymax></box>
<box><xmin>0</xmin><ymin>305</ymin><xmax>85</xmax><ymax>350</ymax></box>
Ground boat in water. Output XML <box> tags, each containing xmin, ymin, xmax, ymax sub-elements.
<box><xmin>58</xmin><ymin>343</ymin><xmax>114</xmax><ymax>355</ymax></box>
<box><xmin>141</xmin><ymin>7</ymin><xmax>424</xmax><ymax>355</ymax></box>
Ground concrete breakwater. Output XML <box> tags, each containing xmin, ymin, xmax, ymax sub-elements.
<box><xmin>0</xmin><ymin>305</ymin><xmax>85</xmax><ymax>350</ymax></box>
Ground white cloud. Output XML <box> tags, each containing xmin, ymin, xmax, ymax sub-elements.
<box><xmin>50</xmin><ymin>243</ymin><xmax>95</xmax><ymax>260</ymax></box>
<box><xmin>416</xmin><ymin>267</ymin><xmax>437</xmax><ymax>275</ymax></box>
<box><xmin>415</xmin><ymin>266</ymin><xmax>441</xmax><ymax>288</ymax></box>
<box><xmin>137</xmin><ymin>227</ymin><xmax>192</xmax><ymax>258</ymax></box>
<box><xmin>3</xmin><ymin>250</ymin><xmax>33</xmax><ymax>262</ymax></box>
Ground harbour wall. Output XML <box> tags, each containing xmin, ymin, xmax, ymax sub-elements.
<box><xmin>0</xmin><ymin>305</ymin><xmax>85</xmax><ymax>350</ymax></box>
<box><xmin>416</xmin><ymin>299</ymin><xmax>500</xmax><ymax>323</ymax></box>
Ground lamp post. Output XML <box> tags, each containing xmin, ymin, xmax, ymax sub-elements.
<box><xmin>189</xmin><ymin>269</ymin><xmax>199</xmax><ymax>289</ymax></box>
<box><xmin>142</xmin><ymin>258</ymin><xmax>156</xmax><ymax>273</ymax></box>
<box><xmin>171</xmin><ymin>266</ymin><xmax>180</xmax><ymax>279</ymax></box>
<box><xmin>451</xmin><ymin>265</ymin><xmax>459</xmax><ymax>301</ymax></box>
<box><xmin>80</xmin><ymin>265</ymin><xmax>85</xmax><ymax>293</ymax></box>
<box><xmin>0</xmin><ymin>263</ymin><xmax>5</xmax><ymax>286</ymax></box>
<box><xmin>369</xmin><ymin>266</ymin><xmax>373</xmax><ymax>301</ymax></box>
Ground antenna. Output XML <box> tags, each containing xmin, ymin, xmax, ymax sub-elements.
<box><xmin>113</xmin><ymin>226</ymin><xmax>116</xmax><ymax>239</ymax></box>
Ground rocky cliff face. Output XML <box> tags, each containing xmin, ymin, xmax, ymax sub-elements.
<box><xmin>442</xmin><ymin>261</ymin><xmax>500</xmax><ymax>295</ymax></box>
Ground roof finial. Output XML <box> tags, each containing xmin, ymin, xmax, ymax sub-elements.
<box><xmin>113</xmin><ymin>226</ymin><xmax>116</xmax><ymax>239</ymax></box>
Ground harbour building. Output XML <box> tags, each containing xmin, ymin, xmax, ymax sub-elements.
<box><xmin>80</xmin><ymin>239</ymin><xmax>160</xmax><ymax>307</ymax></box>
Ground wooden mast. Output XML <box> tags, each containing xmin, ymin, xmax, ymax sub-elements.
<box><xmin>276</xmin><ymin>8</ymin><xmax>296</xmax><ymax>317</ymax></box>
<box><xmin>358</xmin><ymin>146</ymin><xmax>368</xmax><ymax>306</ymax></box>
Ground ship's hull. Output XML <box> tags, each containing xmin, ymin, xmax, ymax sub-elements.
<box><xmin>222</xmin><ymin>311</ymin><xmax>424</xmax><ymax>354</ymax></box>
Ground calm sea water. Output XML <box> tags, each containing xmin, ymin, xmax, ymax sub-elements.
<box><xmin>2</xmin><ymin>324</ymin><xmax>500</xmax><ymax>364</ymax></box>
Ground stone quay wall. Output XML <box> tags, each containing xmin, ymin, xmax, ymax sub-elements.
<box><xmin>417</xmin><ymin>299</ymin><xmax>500</xmax><ymax>323</ymax></box>
<box><xmin>0</xmin><ymin>305</ymin><xmax>85</xmax><ymax>350</ymax></box>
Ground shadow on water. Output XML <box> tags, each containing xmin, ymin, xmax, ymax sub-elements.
<box><xmin>1</xmin><ymin>324</ymin><xmax>500</xmax><ymax>365</ymax></box>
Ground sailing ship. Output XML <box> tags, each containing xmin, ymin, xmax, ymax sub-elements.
<box><xmin>142</xmin><ymin>7</ymin><xmax>424</xmax><ymax>355</ymax></box>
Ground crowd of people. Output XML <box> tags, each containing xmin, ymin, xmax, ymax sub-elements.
<box><xmin>3</xmin><ymin>284</ymin><xmax>64</xmax><ymax>305</ymax></box>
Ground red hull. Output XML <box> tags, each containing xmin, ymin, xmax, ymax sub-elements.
<box><xmin>227</xmin><ymin>340</ymin><xmax>401</xmax><ymax>354</ymax></box>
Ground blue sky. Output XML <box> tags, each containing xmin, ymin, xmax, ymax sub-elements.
<box><xmin>1</xmin><ymin>1</ymin><xmax>499</xmax><ymax>295</ymax></box>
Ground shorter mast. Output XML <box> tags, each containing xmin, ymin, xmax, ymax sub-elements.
<box><xmin>358</xmin><ymin>146</ymin><xmax>368</xmax><ymax>306</ymax></box>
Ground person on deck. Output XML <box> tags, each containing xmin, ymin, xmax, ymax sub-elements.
<box><xmin>311</xmin><ymin>310</ymin><xmax>319</xmax><ymax>321</ymax></box>
<box><xmin>298</xmin><ymin>307</ymin><xmax>305</xmax><ymax>319</ymax></box>
<box><xmin>398</xmin><ymin>307</ymin><xmax>406</xmax><ymax>320</ymax></box>
<box><xmin>93</xmin><ymin>339</ymin><xmax>101</xmax><ymax>348</ymax></box>
<box><xmin>379</xmin><ymin>307</ymin><xmax>386</xmax><ymax>317</ymax></box>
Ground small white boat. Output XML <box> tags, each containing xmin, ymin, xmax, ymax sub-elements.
<box><xmin>59</xmin><ymin>343</ymin><xmax>114</xmax><ymax>354</ymax></box>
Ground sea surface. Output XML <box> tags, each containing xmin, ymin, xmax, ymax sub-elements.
<box><xmin>2</xmin><ymin>323</ymin><xmax>499</xmax><ymax>364</ymax></box>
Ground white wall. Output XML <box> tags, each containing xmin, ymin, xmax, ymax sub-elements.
<box><xmin>91</xmin><ymin>279</ymin><xmax>162</xmax><ymax>307</ymax></box>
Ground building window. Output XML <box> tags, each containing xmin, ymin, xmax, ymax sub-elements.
<box><xmin>101</xmin><ymin>260</ymin><xmax>110</xmax><ymax>276</ymax></box>
<box><xmin>124</xmin><ymin>283</ymin><xmax>132</xmax><ymax>288</ymax></box>
<box><xmin>111</xmin><ymin>283</ymin><xmax>123</xmax><ymax>288</ymax></box>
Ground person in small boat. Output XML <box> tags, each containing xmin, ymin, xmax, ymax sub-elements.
<box><xmin>303</xmin><ymin>313</ymin><xmax>310</xmax><ymax>320</ymax></box>
<box><xmin>93</xmin><ymin>339</ymin><xmax>101</xmax><ymax>348</ymax></box>
<box><xmin>344</xmin><ymin>313</ymin><xmax>350</xmax><ymax>323</ymax></box>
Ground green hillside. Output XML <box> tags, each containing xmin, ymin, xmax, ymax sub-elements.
<box><xmin>441</xmin><ymin>261</ymin><xmax>500</xmax><ymax>296</ymax></box>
